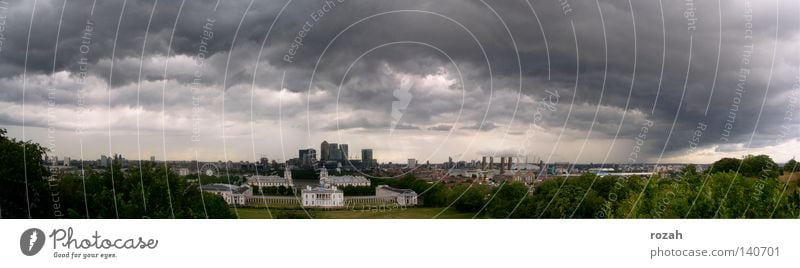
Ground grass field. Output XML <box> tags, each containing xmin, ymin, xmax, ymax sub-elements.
<box><xmin>233</xmin><ymin>207</ymin><xmax>474</xmax><ymax>219</ymax></box>
<box><xmin>780</xmin><ymin>172</ymin><xmax>799</xmax><ymax>182</ymax></box>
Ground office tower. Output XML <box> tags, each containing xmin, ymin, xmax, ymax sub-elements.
<box><xmin>361</xmin><ymin>149</ymin><xmax>373</xmax><ymax>168</ymax></box>
<box><xmin>321</xmin><ymin>140</ymin><xmax>329</xmax><ymax>161</ymax></box>
<box><xmin>299</xmin><ymin>148</ymin><xmax>317</xmax><ymax>168</ymax></box>
<box><xmin>340</xmin><ymin>144</ymin><xmax>349</xmax><ymax>160</ymax></box>
<box><xmin>489</xmin><ymin>156</ymin><xmax>494</xmax><ymax>169</ymax></box>
<box><xmin>329</xmin><ymin>143</ymin><xmax>340</xmax><ymax>161</ymax></box>
<box><xmin>408</xmin><ymin>158</ymin><xmax>417</xmax><ymax>169</ymax></box>
<box><xmin>482</xmin><ymin>156</ymin><xmax>487</xmax><ymax>170</ymax></box>
<box><xmin>508</xmin><ymin>156</ymin><xmax>513</xmax><ymax>170</ymax></box>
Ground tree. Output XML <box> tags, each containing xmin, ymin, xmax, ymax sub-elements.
<box><xmin>0</xmin><ymin>128</ymin><xmax>51</xmax><ymax>218</ymax></box>
<box><xmin>741</xmin><ymin>155</ymin><xmax>779</xmax><ymax>178</ymax></box>
<box><xmin>453</xmin><ymin>184</ymin><xmax>488</xmax><ymax>213</ymax></box>
<box><xmin>709</xmin><ymin>158</ymin><xmax>741</xmax><ymax>174</ymax></box>
<box><xmin>485</xmin><ymin>182</ymin><xmax>528</xmax><ymax>218</ymax></box>
<box><xmin>682</xmin><ymin>164</ymin><xmax>698</xmax><ymax>176</ymax></box>
<box><xmin>784</xmin><ymin>158</ymin><xmax>798</xmax><ymax>172</ymax></box>
<box><xmin>199</xmin><ymin>192</ymin><xmax>236</xmax><ymax>219</ymax></box>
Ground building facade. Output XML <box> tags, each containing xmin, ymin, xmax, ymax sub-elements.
<box><xmin>299</xmin><ymin>148</ymin><xmax>317</xmax><ymax>168</ymax></box>
<box><xmin>339</xmin><ymin>144</ymin><xmax>349</xmax><ymax>160</ymax></box>
<box><xmin>407</xmin><ymin>158</ymin><xmax>417</xmax><ymax>169</ymax></box>
<box><xmin>200</xmin><ymin>184</ymin><xmax>252</xmax><ymax>205</ymax></box>
<box><xmin>301</xmin><ymin>186</ymin><xmax>344</xmax><ymax>208</ymax></box>
<box><xmin>321</xmin><ymin>141</ymin><xmax>330</xmax><ymax>161</ymax></box>
<box><xmin>375</xmin><ymin>185</ymin><xmax>418</xmax><ymax>206</ymax></box>
<box><xmin>319</xmin><ymin>168</ymin><xmax>370</xmax><ymax>187</ymax></box>
<box><xmin>247</xmin><ymin>168</ymin><xmax>293</xmax><ymax>188</ymax></box>
<box><xmin>361</xmin><ymin>149</ymin><xmax>373</xmax><ymax>168</ymax></box>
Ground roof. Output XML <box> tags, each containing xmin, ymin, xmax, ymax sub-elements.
<box><xmin>323</xmin><ymin>175</ymin><xmax>370</xmax><ymax>184</ymax></box>
<box><xmin>376</xmin><ymin>185</ymin><xmax>417</xmax><ymax>195</ymax></box>
<box><xmin>248</xmin><ymin>175</ymin><xmax>291</xmax><ymax>183</ymax></box>
<box><xmin>200</xmin><ymin>184</ymin><xmax>250</xmax><ymax>194</ymax></box>
<box><xmin>302</xmin><ymin>186</ymin><xmax>342</xmax><ymax>194</ymax></box>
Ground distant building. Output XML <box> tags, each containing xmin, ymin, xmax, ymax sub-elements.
<box><xmin>150</xmin><ymin>156</ymin><xmax>156</xmax><ymax>162</ymax></box>
<box><xmin>301</xmin><ymin>185</ymin><xmax>344</xmax><ymax>208</ymax></box>
<box><xmin>329</xmin><ymin>143</ymin><xmax>340</xmax><ymax>161</ymax></box>
<box><xmin>299</xmin><ymin>148</ymin><xmax>317</xmax><ymax>168</ymax></box>
<box><xmin>340</xmin><ymin>144</ymin><xmax>349</xmax><ymax>160</ymax></box>
<box><xmin>376</xmin><ymin>185</ymin><xmax>418</xmax><ymax>206</ymax></box>
<box><xmin>319</xmin><ymin>168</ymin><xmax>370</xmax><ymax>187</ymax></box>
<box><xmin>361</xmin><ymin>149</ymin><xmax>374</xmax><ymax>168</ymax></box>
<box><xmin>177</xmin><ymin>168</ymin><xmax>190</xmax><ymax>176</ymax></box>
<box><xmin>407</xmin><ymin>158</ymin><xmax>417</xmax><ymax>169</ymax></box>
<box><xmin>511</xmin><ymin>170</ymin><xmax>538</xmax><ymax>184</ymax></box>
<box><xmin>321</xmin><ymin>140</ymin><xmax>330</xmax><ymax>161</ymax></box>
<box><xmin>200</xmin><ymin>184</ymin><xmax>252</xmax><ymax>205</ymax></box>
<box><xmin>247</xmin><ymin>168</ymin><xmax>293</xmax><ymax>188</ymax></box>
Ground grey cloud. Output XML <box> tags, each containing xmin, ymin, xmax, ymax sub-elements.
<box><xmin>0</xmin><ymin>0</ymin><xmax>798</xmax><ymax>162</ymax></box>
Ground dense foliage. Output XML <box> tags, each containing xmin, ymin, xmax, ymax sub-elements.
<box><xmin>0</xmin><ymin>129</ymin><xmax>234</xmax><ymax>219</ymax></box>
<box><xmin>785</xmin><ymin>158</ymin><xmax>798</xmax><ymax>172</ymax></box>
<box><xmin>0</xmin><ymin>129</ymin><xmax>51</xmax><ymax>218</ymax></box>
<box><xmin>374</xmin><ymin>154</ymin><xmax>800</xmax><ymax>219</ymax></box>
<box><xmin>51</xmin><ymin>162</ymin><xmax>235</xmax><ymax>219</ymax></box>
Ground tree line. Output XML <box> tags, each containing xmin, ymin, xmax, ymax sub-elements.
<box><xmin>0</xmin><ymin>129</ymin><xmax>234</xmax><ymax>219</ymax></box>
<box><xmin>372</xmin><ymin>155</ymin><xmax>800</xmax><ymax>218</ymax></box>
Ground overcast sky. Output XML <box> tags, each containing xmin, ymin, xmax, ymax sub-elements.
<box><xmin>0</xmin><ymin>0</ymin><xmax>798</xmax><ymax>164</ymax></box>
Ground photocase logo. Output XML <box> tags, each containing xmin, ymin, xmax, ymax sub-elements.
<box><xmin>390</xmin><ymin>79</ymin><xmax>413</xmax><ymax>135</ymax></box>
<box><xmin>20</xmin><ymin>228</ymin><xmax>46</xmax><ymax>256</ymax></box>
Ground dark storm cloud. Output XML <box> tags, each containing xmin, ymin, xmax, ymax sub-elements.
<box><xmin>0</xmin><ymin>0</ymin><xmax>798</xmax><ymax>161</ymax></box>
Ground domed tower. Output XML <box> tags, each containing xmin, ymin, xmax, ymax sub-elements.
<box><xmin>319</xmin><ymin>167</ymin><xmax>329</xmax><ymax>187</ymax></box>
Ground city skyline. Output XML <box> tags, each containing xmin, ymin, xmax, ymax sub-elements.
<box><xmin>0</xmin><ymin>0</ymin><xmax>798</xmax><ymax>165</ymax></box>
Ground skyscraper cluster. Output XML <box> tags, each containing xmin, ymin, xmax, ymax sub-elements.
<box><xmin>311</xmin><ymin>141</ymin><xmax>376</xmax><ymax>169</ymax></box>
<box><xmin>320</xmin><ymin>141</ymin><xmax>349</xmax><ymax>162</ymax></box>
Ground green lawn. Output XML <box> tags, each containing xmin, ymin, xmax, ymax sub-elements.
<box><xmin>233</xmin><ymin>207</ymin><xmax>473</xmax><ymax>219</ymax></box>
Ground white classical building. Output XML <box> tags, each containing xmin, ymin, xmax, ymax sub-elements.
<box><xmin>319</xmin><ymin>168</ymin><xmax>370</xmax><ymax>187</ymax></box>
<box><xmin>375</xmin><ymin>185</ymin><xmax>418</xmax><ymax>206</ymax></box>
<box><xmin>247</xmin><ymin>168</ymin><xmax>294</xmax><ymax>188</ymax></box>
<box><xmin>301</xmin><ymin>185</ymin><xmax>344</xmax><ymax>208</ymax></box>
<box><xmin>200</xmin><ymin>184</ymin><xmax>252</xmax><ymax>205</ymax></box>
